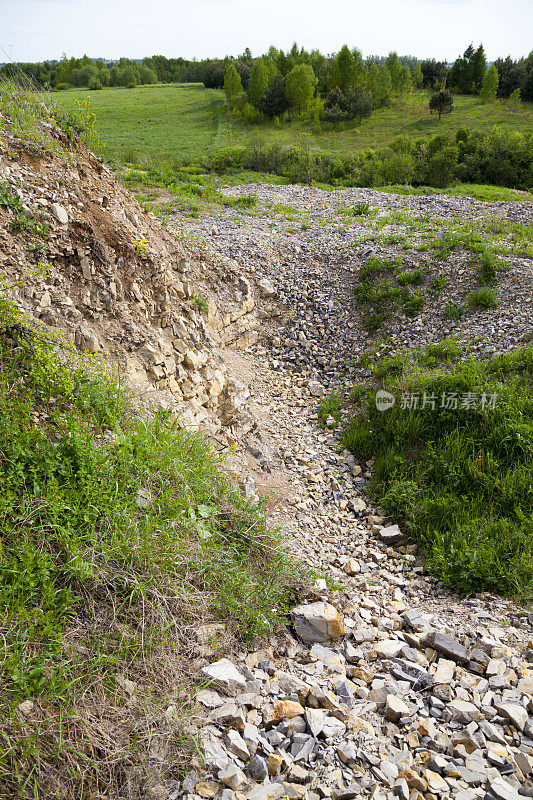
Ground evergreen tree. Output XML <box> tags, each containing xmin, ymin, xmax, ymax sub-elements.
<box><xmin>223</xmin><ymin>63</ymin><xmax>243</xmax><ymax>108</ymax></box>
<box><xmin>258</xmin><ymin>72</ymin><xmax>289</xmax><ymax>117</ymax></box>
<box><xmin>480</xmin><ymin>64</ymin><xmax>499</xmax><ymax>103</ymax></box>
<box><xmin>471</xmin><ymin>45</ymin><xmax>487</xmax><ymax>90</ymax></box>
<box><xmin>429</xmin><ymin>89</ymin><xmax>454</xmax><ymax>121</ymax></box>
<box><xmin>248</xmin><ymin>58</ymin><xmax>269</xmax><ymax>107</ymax></box>
<box><xmin>508</xmin><ymin>87</ymin><xmax>522</xmax><ymax>109</ymax></box>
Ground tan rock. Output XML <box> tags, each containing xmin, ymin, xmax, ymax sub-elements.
<box><xmin>267</xmin><ymin>753</ymin><xmax>284</xmax><ymax>776</ymax></box>
<box><xmin>272</xmin><ymin>700</ymin><xmax>305</xmax><ymax>722</ymax></box>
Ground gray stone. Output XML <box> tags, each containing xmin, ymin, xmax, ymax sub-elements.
<box><xmin>202</xmin><ymin>658</ymin><xmax>247</xmax><ymax>695</ymax></box>
<box><xmin>379</xmin><ymin>524</ymin><xmax>404</xmax><ymax>545</ymax></box>
<box><xmin>219</xmin><ymin>765</ymin><xmax>248</xmax><ymax>791</ymax></box>
<box><xmin>429</xmin><ymin>631</ymin><xmax>468</xmax><ymax>663</ymax></box>
<box><xmin>291</xmin><ymin>602</ymin><xmax>345</xmax><ymax>644</ymax></box>
<box><xmin>495</xmin><ymin>702</ymin><xmax>528</xmax><ymax>732</ymax></box>
<box><xmin>247</xmin><ymin>755</ymin><xmax>268</xmax><ymax>782</ymax></box>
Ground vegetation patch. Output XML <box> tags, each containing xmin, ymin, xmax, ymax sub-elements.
<box><xmin>354</xmin><ymin>256</ymin><xmax>428</xmax><ymax>332</ymax></box>
<box><xmin>342</xmin><ymin>344</ymin><xmax>533</xmax><ymax>596</ymax></box>
<box><xmin>0</xmin><ymin>284</ymin><xmax>305</xmax><ymax>797</ymax></box>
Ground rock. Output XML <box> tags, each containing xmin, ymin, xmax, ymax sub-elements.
<box><xmin>433</xmin><ymin>658</ymin><xmax>455</xmax><ymax>684</ymax></box>
<box><xmin>398</xmin><ymin>768</ymin><xmax>428</xmax><ymax>792</ymax></box>
<box><xmin>50</xmin><ymin>203</ymin><xmax>68</xmax><ymax>224</ymax></box>
<box><xmin>147</xmin><ymin>785</ymin><xmax>169</xmax><ymax>800</ymax></box>
<box><xmin>308</xmin><ymin>379</ymin><xmax>325</xmax><ymax>397</ymax></box>
<box><xmin>258</xmin><ymin>278</ymin><xmax>277</xmax><ymax>298</ymax></box>
<box><xmin>223</xmin><ymin>729</ymin><xmax>250</xmax><ymax>760</ymax></box>
<box><xmin>494</xmin><ymin>701</ymin><xmax>528</xmax><ymax>732</ymax></box>
<box><xmin>448</xmin><ymin>700</ymin><xmax>484</xmax><ymax>724</ymax></box>
<box><xmin>429</xmin><ymin>631</ymin><xmax>468</xmax><ymax>663</ymax></box>
<box><xmin>487</xmin><ymin>776</ymin><xmax>521</xmax><ymax>800</ymax></box>
<box><xmin>291</xmin><ymin>602</ymin><xmax>345</xmax><ymax>644</ymax></box>
<box><xmin>245</xmin><ymin>784</ymin><xmax>285</xmax><ymax>800</ymax></box>
<box><xmin>385</xmin><ymin>694</ymin><xmax>411</xmax><ymax>722</ymax></box>
<box><xmin>287</xmin><ymin>764</ymin><xmax>308</xmax><ymax>784</ymax></box>
<box><xmin>379</xmin><ymin>524</ymin><xmax>404</xmax><ymax>545</ymax></box>
<box><xmin>219</xmin><ymin>765</ymin><xmax>248</xmax><ymax>791</ymax></box>
<box><xmin>267</xmin><ymin>753</ymin><xmax>284</xmax><ymax>776</ymax></box>
<box><xmin>202</xmin><ymin>658</ymin><xmax>247</xmax><ymax>695</ymax></box>
<box><xmin>272</xmin><ymin>700</ymin><xmax>306</xmax><ymax>721</ymax></box>
<box><xmin>305</xmin><ymin>708</ymin><xmax>325</xmax><ymax>737</ymax></box>
<box><xmin>375</xmin><ymin>639</ymin><xmax>404</xmax><ymax>659</ymax></box>
<box><xmin>247</xmin><ymin>755</ymin><xmax>268</xmax><ymax>782</ymax></box>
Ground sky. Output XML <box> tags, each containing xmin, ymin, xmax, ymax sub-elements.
<box><xmin>1</xmin><ymin>0</ymin><xmax>531</xmax><ymax>64</ymax></box>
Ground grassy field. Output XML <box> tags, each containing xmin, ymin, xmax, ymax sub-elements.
<box><xmin>54</xmin><ymin>83</ymin><xmax>533</xmax><ymax>164</ymax></box>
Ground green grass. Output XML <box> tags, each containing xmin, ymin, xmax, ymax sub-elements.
<box><xmin>377</xmin><ymin>182</ymin><xmax>533</xmax><ymax>202</ymax></box>
<box><xmin>354</xmin><ymin>256</ymin><xmax>428</xmax><ymax>332</ymax></box>
<box><xmin>317</xmin><ymin>390</ymin><xmax>343</xmax><ymax>428</ymax></box>
<box><xmin>0</xmin><ymin>285</ymin><xmax>305</xmax><ymax>796</ymax></box>
<box><xmin>342</xmin><ymin>344</ymin><xmax>533</xmax><ymax>596</ymax></box>
<box><xmin>53</xmin><ymin>84</ymin><xmax>533</xmax><ymax>165</ymax></box>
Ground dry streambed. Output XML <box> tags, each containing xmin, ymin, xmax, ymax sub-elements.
<box><xmin>166</xmin><ymin>187</ymin><xmax>533</xmax><ymax>800</ymax></box>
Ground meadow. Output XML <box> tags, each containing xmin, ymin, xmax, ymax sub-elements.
<box><xmin>54</xmin><ymin>82</ymin><xmax>533</xmax><ymax>164</ymax></box>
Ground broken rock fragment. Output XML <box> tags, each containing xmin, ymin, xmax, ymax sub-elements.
<box><xmin>291</xmin><ymin>601</ymin><xmax>345</xmax><ymax>644</ymax></box>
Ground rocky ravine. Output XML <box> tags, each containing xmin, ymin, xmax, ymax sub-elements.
<box><xmin>163</xmin><ymin>186</ymin><xmax>533</xmax><ymax>800</ymax></box>
<box><xmin>2</xmin><ymin>130</ymin><xmax>533</xmax><ymax>800</ymax></box>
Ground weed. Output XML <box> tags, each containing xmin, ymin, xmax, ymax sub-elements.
<box><xmin>190</xmin><ymin>293</ymin><xmax>208</xmax><ymax>312</ymax></box>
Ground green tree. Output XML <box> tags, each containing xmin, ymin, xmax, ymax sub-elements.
<box><xmin>471</xmin><ymin>44</ymin><xmax>487</xmax><ymax>90</ymax></box>
<box><xmin>385</xmin><ymin>52</ymin><xmax>402</xmax><ymax>93</ymax></box>
<box><xmin>248</xmin><ymin>58</ymin><xmax>269</xmax><ymax>107</ymax></box>
<box><xmin>258</xmin><ymin>72</ymin><xmax>289</xmax><ymax>117</ymax></box>
<box><xmin>398</xmin><ymin>65</ymin><xmax>413</xmax><ymax>96</ymax></box>
<box><xmin>508</xmin><ymin>87</ymin><xmax>522</xmax><ymax>110</ymax></box>
<box><xmin>412</xmin><ymin>62</ymin><xmax>423</xmax><ymax>88</ymax></box>
<box><xmin>285</xmin><ymin>64</ymin><xmax>317</xmax><ymax>113</ymax></box>
<box><xmin>375</xmin><ymin>65</ymin><xmax>392</xmax><ymax>107</ymax></box>
<box><xmin>480</xmin><ymin>64</ymin><xmax>499</xmax><ymax>103</ymax></box>
<box><xmin>429</xmin><ymin>89</ymin><xmax>454</xmax><ymax>121</ymax></box>
<box><xmin>223</xmin><ymin>63</ymin><xmax>243</xmax><ymax>108</ymax></box>
<box><xmin>139</xmin><ymin>66</ymin><xmax>157</xmax><ymax>85</ymax></box>
<box><xmin>331</xmin><ymin>45</ymin><xmax>355</xmax><ymax>92</ymax></box>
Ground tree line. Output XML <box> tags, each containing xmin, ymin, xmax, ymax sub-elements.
<box><xmin>1</xmin><ymin>44</ymin><xmax>531</xmax><ymax>108</ymax></box>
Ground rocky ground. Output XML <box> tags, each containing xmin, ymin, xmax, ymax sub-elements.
<box><xmin>163</xmin><ymin>185</ymin><xmax>533</xmax><ymax>800</ymax></box>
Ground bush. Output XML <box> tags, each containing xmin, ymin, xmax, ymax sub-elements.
<box><xmin>88</xmin><ymin>77</ymin><xmax>102</xmax><ymax>91</ymax></box>
<box><xmin>342</xmin><ymin>345</ymin><xmax>533</xmax><ymax>596</ymax></box>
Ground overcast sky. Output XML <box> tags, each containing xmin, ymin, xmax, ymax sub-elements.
<box><xmin>1</xmin><ymin>0</ymin><xmax>531</xmax><ymax>64</ymax></box>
